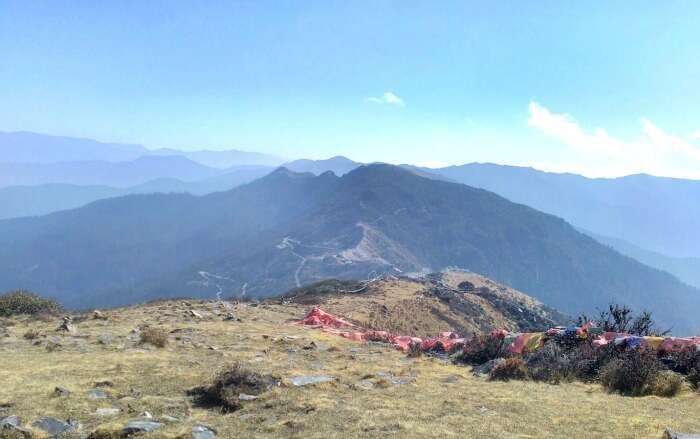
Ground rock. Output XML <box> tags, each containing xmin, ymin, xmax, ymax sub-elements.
<box><xmin>223</xmin><ymin>313</ymin><xmax>237</xmax><ymax>321</ymax></box>
<box><xmin>161</xmin><ymin>415</ymin><xmax>179</xmax><ymax>423</ymax></box>
<box><xmin>95</xmin><ymin>408</ymin><xmax>120</xmax><ymax>417</ymax></box>
<box><xmin>87</xmin><ymin>389</ymin><xmax>108</xmax><ymax>399</ymax></box>
<box><xmin>140</xmin><ymin>411</ymin><xmax>153</xmax><ymax>419</ymax></box>
<box><xmin>375</xmin><ymin>371</ymin><xmax>416</xmax><ymax>386</ymax></box>
<box><xmin>239</xmin><ymin>393</ymin><xmax>258</xmax><ymax>401</ymax></box>
<box><xmin>56</xmin><ymin>316</ymin><xmax>76</xmax><ymax>334</ymax></box>
<box><xmin>94</xmin><ymin>380</ymin><xmax>114</xmax><ymax>387</ymax></box>
<box><xmin>1</xmin><ymin>417</ymin><xmax>32</xmax><ymax>438</ymax></box>
<box><xmin>0</xmin><ymin>416</ymin><xmax>21</xmax><ymax>428</ymax></box>
<box><xmin>472</xmin><ymin>358</ymin><xmax>506</xmax><ymax>377</ymax></box>
<box><xmin>32</xmin><ymin>417</ymin><xmax>78</xmax><ymax>437</ymax></box>
<box><xmin>189</xmin><ymin>310</ymin><xmax>204</xmax><ymax>319</ymax></box>
<box><xmin>192</xmin><ymin>425</ymin><xmax>217</xmax><ymax>439</ymax></box>
<box><xmin>290</xmin><ymin>375</ymin><xmax>335</xmax><ymax>386</ymax></box>
<box><xmin>54</xmin><ymin>386</ymin><xmax>71</xmax><ymax>397</ymax></box>
<box><xmin>664</xmin><ymin>430</ymin><xmax>700</xmax><ymax>439</ymax></box>
<box><xmin>357</xmin><ymin>379</ymin><xmax>375</xmax><ymax>390</ymax></box>
<box><xmin>93</xmin><ymin>310</ymin><xmax>107</xmax><ymax>320</ymax></box>
<box><xmin>122</xmin><ymin>420</ymin><xmax>163</xmax><ymax>435</ymax></box>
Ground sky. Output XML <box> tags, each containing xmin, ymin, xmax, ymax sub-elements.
<box><xmin>1</xmin><ymin>1</ymin><xmax>700</xmax><ymax>178</ymax></box>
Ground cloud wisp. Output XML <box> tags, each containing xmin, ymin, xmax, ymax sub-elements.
<box><xmin>366</xmin><ymin>92</ymin><xmax>405</xmax><ymax>107</ymax></box>
<box><xmin>527</xmin><ymin>101</ymin><xmax>700</xmax><ymax>179</ymax></box>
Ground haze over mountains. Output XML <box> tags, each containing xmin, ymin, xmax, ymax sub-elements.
<box><xmin>3</xmin><ymin>131</ymin><xmax>700</xmax><ymax>333</ymax></box>
<box><xmin>1</xmin><ymin>162</ymin><xmax>699</xmax><ymax>334</ymax></box>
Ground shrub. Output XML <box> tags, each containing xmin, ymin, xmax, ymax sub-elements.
<box><xmin>0</xmin><ymin>290</ymin><xmax>62</xmax><ymax>317</ymax></box>
<box><xmin>687</xmin><ymin>368</ymin><xmax>700</xmax><ymax>390</ymax></box>
<box><xmin>489</xmin><ymin>357</ymin><xmax>528</xmax><ymax>381</ymax></box>
<box><xmin>524</xmin><ymin>342</ymin><xmax>572</xmax><ymax>384</ymax></box>
<box><xmin>648</xmin><ymin>371</ymin><xmax>683</xmax><ymax>397</ymax></box>
<box><xmin>139</xmin><ymin>327</ymin><xmax>168</xmax><ymax>348</ymax></box>
<box><xmin>577</xmin><ymin>304</ymin><xmax>668</xmax><ymax>336</ymax></box>
<box><xmin>455</xmin><ymin>335</ymin><xmax>506</xmax><ymax>365</ymax></box>
<box><xmin>406</xmin><ymin>341</ymin><xmax>423</xmax><ymax>358</ymax></box>
<box><xmin>23</xmin><ymin>329</ymin><xmax>41</xmax><ymax>340</ymax></box>
<box><xmin>599</xmin><ymin>347</ymin><xmax>665</xmax><ymax>396</ymax></box>
<box><xmin>665</xmin><ymin>350</ymin><xmax>700</xmax><ymax>390</ymax></box>
<box><xmin>187</xmin><ymin>362</ymin><xmax>278</xmax><ymax>412</ymax></box>
<box><xmin>1</xmin><ymin>429</ymin><xmax>33</xmax><ymax>439</ymax></box>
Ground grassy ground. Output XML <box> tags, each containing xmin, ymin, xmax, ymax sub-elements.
<box><xmin>1</xmin><ymin>300</ymin><xmax>700</xmax><ymax>438</ymax></box>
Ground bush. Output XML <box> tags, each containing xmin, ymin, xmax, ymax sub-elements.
<box><xmin>455</xmin><ymin>335</ymin><xmax>506</xmax><ymax>365</ymax></box>
<box><xmin>664</xmin><ymin>350</ymin><xmax>700</xmax><ymax>390</ymax></box>
<box><xmin>187</xmin><ymin>362</ymin><xmax>278</xmax><ymax>412</ymax></box>
<box><xmin>139</xmin><ymin>327</ymin><xmax>168</xmax><ymax>348</ymax></box>
<box><xmin>599</xmin><ymin>347</ymin><xmax>666</xmax><ymax>396</ymax></box>
<box><xmin>406</xmin><ymin>341</ymin><xmax>423</xmax><ymax>358</ymax></box>
<box><xmin>524</xmin><ymin>342</ymin><xmax>572</xmax><ymax>384</ymax></box>
<box><xmin>489</xmin><ymin>357</ymin><xmax>528</xmax><ymax>381</ymax></box>
<box><xmin>23</xmin><ymin>329</ymin><xmax>41</xmax><ymax>340</ymax></box>
<box><xmin>0</xmin><ymin>290</ymin><xmax>62</xmax><ymax>317</ymax></box>
<box><xmin>578</xmin><ymin>304</ymin><xmax>668</xmax><ymax>336</ymax></box>
<box><xmin>649</xmin><ymin>371</ymin><xmax>683</xmax><ymax>397</ymax></box>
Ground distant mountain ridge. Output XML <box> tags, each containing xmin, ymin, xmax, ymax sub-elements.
<box><xmin>0</xmin><ymin>131</ymin><xmax>283</xmax><ymax>168</ymax></box>
<box><xmin>426</xmin><ymin>163</ymin><xmax>700</xmax><ymax>259</ymax></box>
<box><xmin>0</xmin><ymin>165</ymin><xmax>272</xmax><ymax>219</ymax></box>
<box><xmin>588</xmin><ymin>231</ymin><xmax>700</xmax><ymax>290</ymax></box>
<box><xmin>1</xmin><ymin>164</ymin><xmax>698</xmax><ymax>334</ymax></box>
<box><xmin>0</xmin><ymin>155</ymin><xmax>224</xmax><ymax>188</ymax></box>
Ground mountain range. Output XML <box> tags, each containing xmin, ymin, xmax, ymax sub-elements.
<box><xmin>1</xmin><ymin>164</ymin><xmax>698</xmax><ymax>334</ymax></box>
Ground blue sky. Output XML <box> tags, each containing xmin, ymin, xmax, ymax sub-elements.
<box><xmin>2</xmin><ymin>1</ymin><xmax>700</xmax><ymax>177</ymax></box>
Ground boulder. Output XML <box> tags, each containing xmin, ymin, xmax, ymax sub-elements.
<box><xmin>192</xmin><ymin>425</ymin><xmax>217</xmax><ymax>439</ymax></box>
<box><xmin>122</xmin><ymin>420</ymin><xmax>163</xmax><ymax>435</ymax></box>
<box><xmin>290</xmin><ymin>375</ymin><xmax>335</xmax><ymax>386</ymax></box>
<box><xmin>1</xmin><ymin>417</ymin><xmax>33</xmax><ymax>439</ymax></box>
<box><xmin>32</xmin><ymin>417</ymin><xmax>79</xmax><ymax>437</ymax></box>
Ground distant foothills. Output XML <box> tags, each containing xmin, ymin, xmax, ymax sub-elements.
<box><xmin>1</xmin><ymin>131</ymin><xmax>700</xmax><ymax>333</ymax></box>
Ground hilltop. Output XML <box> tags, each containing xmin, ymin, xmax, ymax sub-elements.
<box><xmin>280</xmin><ymin>271</ymin><xmax>567</xmax><ymax>336</ymax></box>
<box><xmin>2</xmin><ymin>297</ymin><xmax>700</xmax><ymax>438</ymax></box>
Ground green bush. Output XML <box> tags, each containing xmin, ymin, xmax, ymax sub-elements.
<box><xmin>0</xmin><ymin>290</ymin><xmax>62</xmax><ymax>317</ymax></box>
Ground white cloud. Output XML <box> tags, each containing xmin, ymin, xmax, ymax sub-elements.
<box><xmin>366</xmin><ymin>92</ymin><xmax>404</xmax><ymax>107</ymax></box>
<box><xmin>690</xmin><ymin>130</ymin><xmax>700</xmax><ymax>140</ymax></box>
<box><xmin>527</xmin><ymin>101</ymin><xmax>700</xmax><ymax>179</ymax></box>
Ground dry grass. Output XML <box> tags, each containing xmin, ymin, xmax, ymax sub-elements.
<box><xmin>139</xmin><ymin>327</ymin><xmax>168</xmax><ymax>348</ymax></box>
<box><xmin>1</xmin><ymin>300</ymin><xmax>700</xmax><ymax>438</ymax></box>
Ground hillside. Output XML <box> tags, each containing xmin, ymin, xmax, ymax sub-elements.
<box><xmin>589</xmin><ymin>232</ymin><xmax>700</xmax><ymax>290</ymax></box>
<box><xmin>2</xmin><ymin>299</ymin><xmax>700</xmax><ymax>438</ymax></box>
<box><xmin>430</xmin><ymin>163</ymin><xmax>700</xmax><ymax>259</ymax></box>
<box><xmin>0</xmin><ymin>165</ymin><xmax>698</xmax><ymax>333</ymax></box>
<box><xmin>280</xmin><ymin>271</ymin><xmax>567</xmax><ymax>336</ymax></box>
